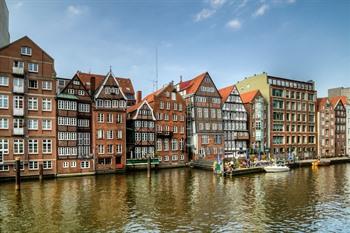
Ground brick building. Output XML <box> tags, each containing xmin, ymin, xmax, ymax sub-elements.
<box><xmin>144</xmin><ymin>83</ymin><xmax>187</xmax><ymax>166</ymax></box>
<box><xmin>219</xmin><ymin>85</ymin><xmax>249</xmax><ymax>157</ymax></box>
<box><xmin>56</xmin><ymin>71</ymin><xmax>94</xmax><ymax>176</ymax></box>
<box><xmin>240</xmin><ymin>90</ymin><xmax>268</xmax><ymax>153</ymax></box>
<box><xmin>328</xmin><ymin>87</ymin><xmax>350</xmax><ymax>155</ymax></box>
<box><xmin>126</xmin><ymin>93</ymin><xmax>156</xmax><ymax>163</ymax></box>
<box><xmin>236</xmin><ymin>73</ymin><xmax>317</xmax><ymax>159</ymax></box>
<box><xmin>177</xmin><ymin>72</ymin><xmax>224</xmax><ymax>161</ymax></box>
<box><xmin>0</xmin><ymin>36</ymin><xmax>56</xmax><ymax>177</ymax></box>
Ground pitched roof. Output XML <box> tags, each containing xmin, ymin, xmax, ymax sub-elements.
<box><xmin>240</xmin><ymin>89</ymin><xmax>260</xmax><ymax>104</ymax></box>
<box><xmin>329</xmin><ymin>96</ymin><xmax>347</xmax><ymax>107</ymax></box>
<box><xmin>127</xmin><ymin>100</ymin><xmax>143</xmax><ymax>113</ymax></box>
<box><xmin>178</xmin><ymin>72</ymin><xmax>207</xmax><ymax>94</ymax></box>
<box><xmin>218</xmin><ymin>85</ymin><xmax>235</xmax><ymax>103</ymax></box>
<box><xmin>77</xmin><ymin>71</ymin><xmax>105</xmax><ymax>92</ymax></box>
<box><xmin>116</xmin><ymin>77</ymin><xmax>134</xmax><ymax>95</ymax></box>
<box><xmin>317</xmin><ymin>97</ymin><xmax>328</xmax><ymax>109</ymax></box>
<box><xmin>143</xmin><ymin>84</ymin><xmax>169</xmax><ymax>104</ymax></box>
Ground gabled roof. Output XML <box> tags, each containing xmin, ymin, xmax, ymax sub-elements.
<box><xmin>240</xmin><ymin>89</ymin><xmax>260</xmax><ymax>104</ymax></box>
<box><xmin>127</xmin><ymin>100</ymin><xmax>156</xmax><ymax>120</ymax></box>
<box><xmin>143</xmin><ymin>84</ymin><xmax>170</xmax><ymax>104</ymax></box>
<box><xmin>329</xmin><ymin>96</ymin><xmax>347</xmax><ymax>107</ymax></box>
<box><xmin>0</xmin><ymin>36</ymin><xmax>54</xmax><ymax>61</ymax></box>
<box><xmin>218</xmin><ymin>85</ymin><xmax>235</xmax><ymax>103</ymax></box>
<box><xmin>116</xmin><ymin>77</ymin><xmax>135</xmax><ymax>96</ymax></box>
<box><xmin>77</xmin><ymin>71</ymin><xmax>105</xmax><ymax>92</ymax></box>
<box><xmin>178</xmin><ymin>72</ymin><xmax>208</xmax><ymax>94</ymax></box>
<box><xmin>317</xmin><ymin>97</ymin><xmax>329</xmax><ymax>110</ymax></box>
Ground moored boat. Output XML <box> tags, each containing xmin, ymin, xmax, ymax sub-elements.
<box><xmin>264</xmin><ymin>164</ymin><xmax>290</xmax><ymax>173</ymax></box>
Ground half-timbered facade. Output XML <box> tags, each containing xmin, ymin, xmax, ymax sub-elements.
<box><xmin>126</xmin><ymin>99</ymin><xmax>156</xmax><ymax>162</ymax></box>
<box><xmin>0</xmin><ymin>36</ymin><xmax>57</xmax><ymax>178</ymax></box>
<box><xmin>219</xmin><ymin>85</ymin><xmax>249</xmax><ymax>157</ymax></box>
<box><xmin>56</xmin><ymin>72</ymin><xmax>94</xmax><ymax>175</ymax></box>
<box><xmin>178</xmin><ymin>72</ymin><xmax>224</xmax><ymax>161</ymax></box>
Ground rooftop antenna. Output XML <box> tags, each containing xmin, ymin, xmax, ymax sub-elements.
<box><xmin>155</xmin><ymin>47</ymin><xmax>159</xmax><ymax>91</ymax></box>
<box><xmin>109</xmin><ymin>65</ymin><xmax>112</xmax><ymax>73</ymax></box>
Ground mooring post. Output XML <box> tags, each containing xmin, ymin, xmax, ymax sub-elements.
<box><xmin>147</xmin><ymin>156</ymin><xmax>151</xmax><ymax>178</ymax></box>
<box><xmin>15</xmin><ymin>157</ymin><xmax>21</xmax><ymax>190</ymax></box>
<box><xmin>39</xmin><ymin>163</ymin><xmax>43</xmax><ymax>181</ymax></box>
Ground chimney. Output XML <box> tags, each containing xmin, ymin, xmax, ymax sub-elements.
<box><xmin>180</xmin><ymin>75</ymin><xmax>183</xmax><ymax>83</ymax></box>
<box><xmin>91</xmin><ymin>77</ymin><xmax>96</xmax><ymax>94</ymax></box>
<box><xmin>136</xmin><ymin>90</ymin><xmax>142</xmax><ymax>104</ymax></box>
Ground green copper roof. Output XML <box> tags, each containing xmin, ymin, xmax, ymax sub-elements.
<box><xmin>57</xmin><ymin>93</ymin><xmax>78</xmax><ymax>100</ymax></box>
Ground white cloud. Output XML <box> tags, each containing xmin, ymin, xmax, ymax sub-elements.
<box><xmin>194</xmin><ymin>8</ymin><xmax>216</xmax><ymax>22</ymax></box>
<box><xmin>253</xmin><ymin>4</ymin><xmax>269</xmax><ymax>17</ymax></box>
<box><xmin>226</xmin><ymin>19</ymin><xmax>241</xmax><ymax>30</ymax></box>
<box><xmin>67</xmin><ymin>5</ymin><xmax>87</xmax><ymax>16</ymax></box>
<box><xmin>210</xmin><ymin>0</ymin><xmax>227</xmax><ymax>8</ymax></box>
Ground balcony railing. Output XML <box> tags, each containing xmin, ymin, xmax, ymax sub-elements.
<box><xmin>13</xmin><ymin>85</ymin><xmax>24</xmax><ymax>93</ymax></box>
<box><xmin>13</xmin><ymin>108</ymin><xmax>24</xmax><ymax>116</ymax></box>
<box><xmin>13</xmin><ymin>128</ymin><xmax>24</xmax><ymax>135</ymax></box>
<box><xmin>12</xmin><ymin>67</ymin><xmax>24</xmax><ymax>75</ymax></box>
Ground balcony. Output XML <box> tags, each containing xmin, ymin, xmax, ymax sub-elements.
<box><xmin>12</xmin><ymin>67</ymin><xmax>24</xmax><ymax>75</ymax></box>
<box><xmin>13</xmin><ymin>108</ymin><xmax>24</xmax><ymax>116</ymax></box>
<box><xmin>126</xmin><ymin>158</ymin><xmax>160</xmax><ymax>166</ymax></box>
<box><xmin>13</xmin><ymin>128</ymin><xmax>24</xmax><ymax>135</ymax></box>
<box><xmin>13</xmin><ymin>85</ymin><xmax>24</xmax><ymax>93</ymax></box>
<box><xmin>157</xmin><ymin>131</ymin><xmax>173</xmax><ymax>138</ymax></box>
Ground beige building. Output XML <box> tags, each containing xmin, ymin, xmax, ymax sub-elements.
<box><xmin>236</xmin><ymin>73</ymin><xmax>317</xmax><ymax>159</ymax></box>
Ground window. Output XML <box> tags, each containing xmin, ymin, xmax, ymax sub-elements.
<box><xmin>0</xmin><ymin>76</ymin><xmax>8</xmax><ymax>86</ymax></box>
<box><xmin>117</xmin><ymin>130</ymin><xmax>123</xmax><ymax>139</ymax></box>
<box><xmin>58</xmin><ymin>100</ymin><xmax>76</xmax><ymax>110</ymax></box>
<box><xmin>0</xmin><ymin>165</ymin><xmax>9</xmax><ymax>171</ymax></box>
<box><xmin>78</xmin><ymin>119</ymin><xmax>89</xmax><ymax>127</ymax></box>
<box><xmin>29</xmin><ymin>161</ymin><xmax>39</xmax><ymax>170</ymax></box>
<box><xmin>107</xmin><ymin>144</ymin><xmax>113</xmax><ymax>154</ymax></box>
<box><xmin>171</xmin><ymin>139</ymin><xmax>178</xmax><ymax>151</ymax></box>
<box><xmin>14</xmin><ymin>96</ymin><xmax>24</xmax><ymax>109</ymax></box>
<box><xmin>42</xmin><ymin>81</ymin><xmax>52</xmax><ymax>90</ymax></box>
<box><xmin>78</xmin><ymin>103</ymin><xmax>90</xmax><ymax>112</ymax></box>
<box><xmin>21</xmin><ymin>46</ymin><xmax>32</xmax><ymax>56</ymax></box>
<box><xmin>0</xmin><ymin>118</ymin><xmax>8</xmax><ymax>129</ymax></box>
<box><xmin>97</xmin><ymin>129</ymin><xmax>104</xmax><ymax>139</ymax></box>
<box><xmin>14</xmin><ymin>139</ymin><xmax>24</xmax><ymax>154</ymax></box>
<box><xmin>42</xmin><ymin>139</ymin><xmax>52</xmax><ymax>154</ymax></box>
<box><xmin>157</xmin><ymin>139</ymin><xmax>162</xmax><ymax>151</ymax></box>
<box><xmin>0</xmin><ymin>139</ymin><xmax>9</xmax><ymax>154</ymax></box>
<box><xmin>42</xmin><ymin>119</ymin><xmax>52</xmax><ymax>130</ymax></box>
<box><xmin>63</xmin><ymin>162</ymin><xmax>69</xmax><ymax>168</ymax></box>
<box><xmin>164</xmin><ymin>139</ymin><xmax>169</xmax><ymax>151</ymax></box>
<box><xmin>28</xmin><ymin>139</ymin><xmax>38</xmax><ymax>154</ymax></box>
<box><xmin>98</xmin><ymin>113</ymin><xmax>104</xmax><ymax>122</ymax></box>
<box><xmin>13</xmin><ymin>60</ymin><xmax>24</xmax><ymax>68</ymax></box>
<box><xmin>71</xmin><ymin>161</ymin><xmax>77</xmax><ymax>167</ymax></box>
<box><xmin>28</xmin><ymin>63</ymin><xmax>39</xmax><ymax>72</ymax></box>
<box><xmin>106</xmin><ymin>130</ymin><xmax>114</xmax><ymax>139</ymax></box>
<box><xmin>43</xmin><ymin>161</ymin><xmax>52</xmax><ymax>169</ymax></box>
<box><xmin>78</xmin><ymin>90</ymin><xmax>84</xmax><ymax>96</ymax></box>
<box><xmin>0</xmin><ymin>95</ymin><xmax>8</xmax><ymax>109</ymax></box>
<box><xmin>107</xmin><ymin>113</ymin><xmax>113</xmax><ymax>123</ymax></box>
<box><xmin>171</xmin><ymin>92</ymin><xmax>176</xmax><ymax>100</ymax></box>
<box><xmin>171</xmin><ymin>155</ymin><xmax>178</xmax><ymax>161</ymax></box>
<box><xmin>28</xmin><ymin>97</ymin><xmax>38</xmax><ymax>110</ymax></box>
<box><xmin>202</xmin><ymin>135</ymin><xmax>209</xmax><ymax>144</ymax></box>
<box><xmin>29</xmin><ymin>80</ymin><xmax>38</xmax><ymax>89</ymax></box>
<box><xmin>116</xmin><ymin>144</ymin><xmax>122</xmax><ymax>154</ymax></box>
<box><xmin>98</xmin><ymin>145</ymin><xmax>104</xmax><ymax>154</ymax></box>
<box><xmin>28</xmin><ymin>119</ymin><xmax>38</xmax><ymax>130</ymax></box>
<box><xmin>68</xmin><ymin>89</ymin><xmax>75</xmax><ymax>94</ymax></box>
<box><xmin>42</xmin><ymin>98</ymin><xmax>52</xmax><ymax>111</ymax></box>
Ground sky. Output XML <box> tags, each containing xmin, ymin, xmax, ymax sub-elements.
<box><xmin>6</xmin><ymin>0</ymin><xmax>350</xmax><ymax>97</ymax></box>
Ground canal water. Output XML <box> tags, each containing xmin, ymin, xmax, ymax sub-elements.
<box><xmin>1</xmin><ymin>165</ymin><xmax>350</xmax><ymax>233</ymax></box>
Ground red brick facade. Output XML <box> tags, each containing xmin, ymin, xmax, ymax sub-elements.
<box><xmin>0</xmin><ymin>36</ymin><xmax>57</xmax><ymax>178</ymax></box>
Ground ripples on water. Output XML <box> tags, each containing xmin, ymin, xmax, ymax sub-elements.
<box><xmin>1</xmin><ymin>165</ymin><xmax>350</xmax><ymax>232</ymax></box>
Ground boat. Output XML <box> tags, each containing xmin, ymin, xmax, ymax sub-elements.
<box><xmin>264</xmin><ymin>164</ymin><xmax>290</xmax><ymax>173</ymax></box>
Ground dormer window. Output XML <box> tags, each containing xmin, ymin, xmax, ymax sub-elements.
<box><xmin>21</xmin><ymin>47</ymin><xmax>32</xmax><ymax>56</ymax></box>
<box><xmin>73</xmin><ymin>80</ymin><xmax>80</xmax><ymax>85</ymax></box>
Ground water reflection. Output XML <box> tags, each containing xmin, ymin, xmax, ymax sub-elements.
<box><xmin>1</xmin><ymin>165</ymin><xmax>350</xmax><ymax>232</ymax></box>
